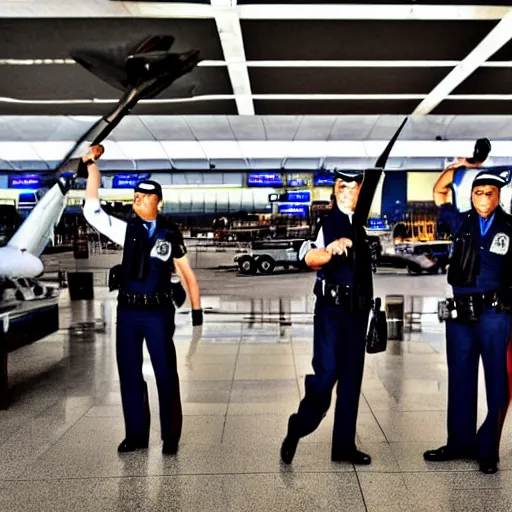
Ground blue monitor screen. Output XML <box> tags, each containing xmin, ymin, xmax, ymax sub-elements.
<box><xmin>314</xmin><ymin>171</ymin><xmax>335</xmax><ymax>186</ymax></box>
<box><xmin>278</xmin><ymin>204</ymin><xmax>308</xmax><ymax>217</ymax></box>
<box><xmin>247</xmin><ymin>172</ymin><xmax>283</xmax><ymax>187</ymax></box>
<box><xmin>18</xmin><ymin>192</ymin><xmax>37</xmax><ymax>203</ymax></box>
<box><xmin>288</xmin><ymin>178</ymin><xmax>307</xmax><ymax>187</ymax></box>
<box><xmin>286</xmin><ymin>191</ymin><xmax>311</xmax><ymax>203</ymax></box>
<box><xmin>113</xmin><ymin>174</ymin><xmax>145</xmax><ymax>189</ymax></box>
<box><xmin>367</xmin><ymin>218</ymin><xmax>389</xmax><ymax>230</ymax></box>
<box><xmin>9</xmin><ymin>176</ymin><xmax>40</xmax><ymax>189</ymax></box>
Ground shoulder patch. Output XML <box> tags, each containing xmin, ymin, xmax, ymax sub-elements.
<box><xmin>490</xmin><ymin>232</ymin><xmax>510</xmax><ymax>255</ymax></box>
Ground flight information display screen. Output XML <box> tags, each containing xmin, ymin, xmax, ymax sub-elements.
<box><xmin>278</xmin><ymin>204</ymin><xmax>308</xmax><ymax>217</ymax></box>
<box><xmin>9</xmin><ymin>175</ymin><xmax>40</xmax><ymax>189</ymax></box>
<box><xmin>314</xmin><ymin>170</ymin><xmax>335</xmax><ymax>186</ymax></box>
<box><xmin>247</xmin><ymin>172</ymin><xmax>283</xmax><ymax>187</ymax></box>
<box><xmin>286</xmin><ymin>191</ymin><xmax>311</xmax><ymax>202</ymax></box>
<box><xmin>112</xmin><ymin>173</ymin><xmax>150</xmax><ymax>188</ymax></box>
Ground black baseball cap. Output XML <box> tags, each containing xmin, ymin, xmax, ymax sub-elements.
<box><xmin>134</xmin><ymin>179</ymin><xmax>163</xmax><ymax>200</ymax></box>
<box><xmin>334</xmin><ymin>169</ymin><xmax>364</xmax><ymax>184</ymax></box>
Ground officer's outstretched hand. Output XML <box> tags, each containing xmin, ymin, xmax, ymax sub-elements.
<box><xmin>82</xmin><ymin>144</ymin><xmax>104</xmax><ymax>164</ymax></box>
<box><xmin>326</xmin><ymin>238</ymin><xmax>353</xmax><ymax>257</ymax></box>
<box><xmin>192</xmin><ymin>308</ymin><xmax>203</xmax><ymax>326</ymax></box>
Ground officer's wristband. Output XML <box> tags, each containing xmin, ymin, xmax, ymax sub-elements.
<box><xmin>192</xmin><ymin>309</ymin><xmax>203</xmax><ymax>326</ymax></box>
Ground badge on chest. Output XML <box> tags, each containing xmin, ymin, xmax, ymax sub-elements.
<box><xmin>490</xmin><ymin>232</ymin><xmax>510</xmax><ymax>255</ymax></box>
<box><xmin>150</xmin><ymin>238</ymin><xmax>172</xmax><ymax>261</ymax></box>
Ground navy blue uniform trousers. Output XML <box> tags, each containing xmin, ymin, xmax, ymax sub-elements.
<box><xmin>446</xmin><ymin>308</ymin><xmax>512</xmax><ymax>460</ymax></box>
<box><xmin>116</xmin><ymin>306</ymin><xmax>182</xmax><ymax>443</ymax></box>
<box><xmin>292</xmin><ymin>297</ymin><xmax>369</xmax><ymax>453</ymax></box>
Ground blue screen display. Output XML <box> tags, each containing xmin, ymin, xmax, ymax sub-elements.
<box><xmin>247</xmin><ymin>172</ymin><xmax>283</xmax><ymax>187</ymax></box>
<box><xmin>286</xmin><ymin>191</ymin><xmax>311</xmax><ymax>203</ymax></box>
<box><xmin>367</xmin><ymin>218</ymin><xmax>389</xmax><ymax>230</ymax></box>
<box><xmin>18</xmin><ymin>192</ymin><xmax>37</xmax><ymax>203</ymax></box>
<box><xmin>314</xmin><ymin>171</ymin><xmax>335</xmax><ymax>186</ymax></box>
<box><xmin>288</xmin><ymin>178</ymin><xmax>307</xmax><ymax>187</ymax></box>
<box><xmin>9</xmin><ymin>175</ymin><xmax>40</xmax><ymax>188</ymax></box>
<box><xmin>278</xmin><ymin>204</ymin><xmax>308</xmax><ymax>217</ymax></box>
<box><xmin>113</xmin><ymin>174</ymin><xmax>149</xmax><ymax>188</ymax></box>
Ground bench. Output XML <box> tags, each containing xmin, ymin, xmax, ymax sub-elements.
<box><xmin>0</xmin><ymin>303</ymin><xmax>59</xmax><ymax>409</ymax></box>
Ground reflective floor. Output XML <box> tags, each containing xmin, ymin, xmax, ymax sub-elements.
<box><xmin>2</xmin><ymin>274</ymin><xmax>512</xmax><ymax>511</ymax></box>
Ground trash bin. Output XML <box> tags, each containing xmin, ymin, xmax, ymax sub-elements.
<box><xmin>385</xmin><ymin>295</ymin><xmax>404</xmax><ymax>341</ymax></box>
<box><xmin>68</xmin><ymin>272</ymin><xmax>94</xmax><ymax>301</ymax></box>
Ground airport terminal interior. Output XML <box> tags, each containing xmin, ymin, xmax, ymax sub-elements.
<box><xmin>4</xmin><ymin>1</ymin><xmax>512</xmax><ymax>511</ymax></box>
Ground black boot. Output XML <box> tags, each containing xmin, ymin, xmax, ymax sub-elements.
<box><xmin>117</xmin><ymin>438</ymin><xmax>149</xmax><ymax>453</ymax></box>
<box><xmin>280</xmin><ymin>415</ymin><xmax>300</xmax><ymax>464</ymax></box>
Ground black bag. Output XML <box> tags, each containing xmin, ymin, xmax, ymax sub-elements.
<box><xmin>366</xmin><ymin>297</ymin><xmax>388</xmax><ymax>354</ymax></box>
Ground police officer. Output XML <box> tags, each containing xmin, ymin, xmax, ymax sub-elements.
<box><xmin>425</xmin><ymin>154</ymin><xmax>512</xmax><ymax>474</ymax></box>
<box><xmin>82</xmin><ymin>145</ymin><xmax>203</xmax><ymax>455</ymax></box>
<box><xmin>281</xmin><ymin>170</ymin><xmax>374</xmax><ymax>465</ymax></box>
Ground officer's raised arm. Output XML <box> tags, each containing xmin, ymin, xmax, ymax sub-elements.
<box><xmin>82</xmin><ymin>145</ymin><xmax>127</xmax><ymax>247</ymax></box>
<box><xmin>433</xmin><ymin>167</ymin><xmax>456</xmax><ymax>206</ymax></box>
<box><xmin>434</xmin><ymin>138</ymin><xmax>492</xmax><ymax>207</ymax></box>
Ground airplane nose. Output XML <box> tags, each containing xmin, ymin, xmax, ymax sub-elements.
<box><xmin>32</xmin><ymin>256</ymin><xmax>44</xmax><ymax>277</ymax></box>
<box><xmin>0</xmin><ymin>247</ymin><xmax>44</xmax><ymax>279</ymax></box>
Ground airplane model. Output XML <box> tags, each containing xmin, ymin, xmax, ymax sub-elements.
<box><xmin>0</xmin><ymin>35</ymin><xmax>200</xmax><ymax>287</ymax></box>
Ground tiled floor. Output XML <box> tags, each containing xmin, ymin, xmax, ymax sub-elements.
<box><xmin>1</xmin><ymin>279</ymin><xmax>512</xmax><ymax>511</ymax></box>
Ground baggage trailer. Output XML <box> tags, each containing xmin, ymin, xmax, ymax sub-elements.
<box><xmin>234</xmin><ymin>239</ymin><xmax>304</xmax><ymax>275</ymax></box>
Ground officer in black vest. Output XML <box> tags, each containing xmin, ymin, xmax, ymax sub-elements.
<box><xmin>82</xmin><ymin>146</ymin><xmax>203</xmax><ymax>456</ymax></box>
<box><xmin>281</xmin><ymin>170</ymin><xmax>374</xmax><ymax>465</ymax></box>
<box><xmin>424</xmin><ymin>155</ymin><xmax>512</xmax><ymax>474</ymax></box>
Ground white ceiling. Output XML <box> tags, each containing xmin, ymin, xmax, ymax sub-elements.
<box><xmin>1</xmin><ymin>2</ymin><xmax>512</xmax><ymax>115</ymax></box>
<box><xmin>2</xmin><ymin>115</ymin><xmax>512</xmax><ymax>142</ymax></box>
<box><xmin>1</xmin><ymin>2</ymin><xmax>512</xmax><ymax>169</ymax></box>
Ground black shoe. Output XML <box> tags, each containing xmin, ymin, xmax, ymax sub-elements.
<box><xmin>423</xmin><ymin>445</ymin><xmax>475</xmax><ymax>462</ymax></box>
<box><xmin>479</xmin><ymin>458</ymin><xmax>499</xmax><ymax>475</ymax></box>
<box><xmin>162</xmin><ymin>440</ymin><xmax>179</xmax><ymax>455</ymax></box>
<box><xmin>280</xmin><ymin>415</ymin><xmax>299</xmax><ymax>464</ymax></box>
<box><xmin>117</xmin><ymin>439</ymin><xmax>149</xmax><ymax>453</ymax></box>
<box><xmin>331</xmin><ymin>449</ymin><xmax>372</xmax><ymax>465</ymax></box>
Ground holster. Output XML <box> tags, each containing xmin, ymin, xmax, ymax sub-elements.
<box><xmin>108</xmin><ymin>264</ymin><xmax>122</xmax><ymax>291</ymax></box>
<box><xmin>170</xmin><ymin>280</ymin><xmax>186</xmax><ymax>308</ymax></box>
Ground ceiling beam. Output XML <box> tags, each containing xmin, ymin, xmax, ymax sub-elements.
<box><xmin>413</xmin><ymin>10</ymin><xmax>512</xmax><ymax>115</ymax></box>
<box><xmin>0</xmin><ymin>2</ymin><xmax>509</xmax><ymax>20</ymax></box>
<box><xmin>237</xmin><ymin>4</ymin><xmax>511</xmax><ymax>21</ymax></box>
<box><xmin>212</xmin><ymin>0</ymin><xmax>254</xmax><ymax>115</ymax></box>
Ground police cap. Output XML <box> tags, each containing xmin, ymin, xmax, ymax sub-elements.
<box><xmin>333</xmin><ymin>169</ymin><xmax>364</xmax><ymax>184</ymax></box>
<box><xmin>134</xmin><ymin>179</ymin><xmax>163</xmax><ymax>200</ymax></box>
<box><xmin>472</xmin><ymin>168</ymin><xmax>511</xmax><ymax>190</ymax></box>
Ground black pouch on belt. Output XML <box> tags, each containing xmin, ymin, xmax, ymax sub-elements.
<box><xmin>170</xmin><ymin>280</ymin><xmax>186</xmax><ymax>308</ymax></box>
<box><xmin>108</xmin><ymin>264</ymin><xmax>122</xmax><ymax>291</ymax></box>
<box><xmin>448</xmin><ymin>231</ymin><xmax>479</xmax><ymax>288</ymax></box>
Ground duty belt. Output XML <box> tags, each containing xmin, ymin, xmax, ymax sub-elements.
<box><xmin>438</xmin><ymin>290</ymin><xmax>512</xmax><ymax>322</ymax></box>
<box><xmin>118</xmin><ymin>291</ymin><xmax>173</xmax><ymax>308</ymax></box>
<box><xmin>316</xmin><ymin>280</ymin><xmax>351</xmax><ymax>306</ymax></box>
